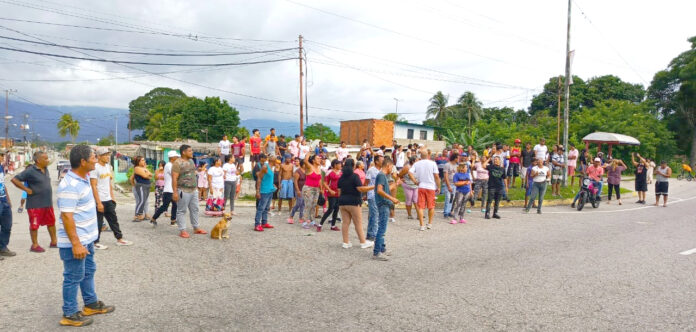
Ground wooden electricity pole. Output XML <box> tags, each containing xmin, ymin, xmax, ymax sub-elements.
<box><xmin>562</xmin><ymin>0</ymin><xmax>572</xmax><ymax>186</ymax></box>
<box><xmin>557</xmin><ymin>75</ymin><xmax>562</xmax><ymax>145</ymax></box>
<box><xmin>299</xmin><ymin>34</ymin><xmax>304</xmax><ymax>136</ymax></box>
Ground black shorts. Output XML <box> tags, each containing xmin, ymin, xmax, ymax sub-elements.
<box><xmin>655</xmin><ymin>181</ymin><xmax>669</xmax><ymax>195</ymax></box>
<box><xmin>250</xmin><ymin>154</ymin><xmax>260</xmax><ymax>163</ymax></box>
<box><xmin>507</xmin><ymin>163</ymin><xmax>520</xmax><ymax>177</ymax></box>
<box><xmin>234</xmin><ymin>155</ymin><xmax>245</xmax><ymax>164</ymax></box>
<box><xmin>635</xmin><ymin>180</ymin><xmax>647</xmax><ymax>192</ymax></box>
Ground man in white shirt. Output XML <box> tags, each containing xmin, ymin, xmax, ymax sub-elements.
<box><xmin>288</xmin><ymin>135</ymin><xmax>300</xmax><ymax>159</ymax></box>
<box><xmin>411</xmin><ymin>148</ymin><xmax>441</xmax><ymax>231</ymax></box>
<box><xmin>298</xmin><ymin>138</ymin><xmax>310</xmax><ymax>159</ymax></box>
<box><xmin>335</xmin><ymin>141</ymin><xmax>349</xmax><ymax>162</ymax></box>
<box><xmin>533</xmin><ymin>138</ymin><xmax>549</xmax><ymax>165</ymax></box>
<box><xmin>90</xmin><ymin>147</ymin><xmax>132</xmax><ymax>249</ymax></box>
<box><xmin>218</xmin><ymin>134</ymin><xmax>231</xmax><ymax>163</ymax></box>
<box><xmin>151</xmin><ymin>150</ymin><xmax>179</xmax><ymax>225</ymax></box>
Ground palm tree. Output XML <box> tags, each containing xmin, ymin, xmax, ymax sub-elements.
<box><xmin>456</xmin><ymin>91</ymin><xmax>483</xmax><ymax>136</ymax></box>
<box><xmin>426</xmin><ymin>91</ymin><xmax>451</xmax><ymax>124</ymax></box>
<box><xmin>57</xmin><ymin>113</ymin><xmax>80</xmax><ymax>143</ymax></box>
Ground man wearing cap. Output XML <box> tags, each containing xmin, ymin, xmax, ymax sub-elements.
<box><xmin>11</xmin><ymin>150</ymin><xmax>56</xmax><ymax>253</ymax></box>
<box><xmin>508</xmin><ymin>139</ymin><xmax>522</xmax><ymax>188</ymax></box>
<box><xmin>571</xmin><ymin>157</ymin><xmax>604</xmax><ymax>208</ymax></box>
<box><xmin>151</xmin><ymin>150</ymin><xmax>179</xmax><ymax>226</ymax></box>
<box><xmin>89</xmin><ymin>147</ymin><xmax>132</xmax><ymax>249</ymax></box>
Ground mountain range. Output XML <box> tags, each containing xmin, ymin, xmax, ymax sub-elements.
<box><xmin>5</xmin><ymin>100</ymin><xmax>339</xmax><ymax>143</ymax></box>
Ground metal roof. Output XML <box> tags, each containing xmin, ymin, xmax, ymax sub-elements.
<box><xmin>582</xmin><ymin>132</ymin><xmax>640</xmax><ymax>146</ymax></box>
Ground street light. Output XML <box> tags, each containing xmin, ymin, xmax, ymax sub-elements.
<box><xmin>393</xmin><ymin>98</ymin><xmax>402</xmax><ymax>115</ymax></box>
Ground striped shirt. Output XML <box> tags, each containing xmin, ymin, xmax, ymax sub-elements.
<box><xmin>56</xmin><ymin>170</ymin><xmax>98</xmax><ymax>248</ymax></box>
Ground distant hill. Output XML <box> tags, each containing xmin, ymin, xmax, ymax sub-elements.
<box><xmin>5</xmin><ymin>100</ymin><xmax>339</xmax><ymax>143</ymax></box>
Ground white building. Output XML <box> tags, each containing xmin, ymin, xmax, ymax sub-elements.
<box><xmin>393</xmin><ymin>121</ymin><xmax>435</xmax><ymax>141</ymax></box>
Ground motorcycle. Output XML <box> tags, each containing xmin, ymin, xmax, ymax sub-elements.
<box><xmin>576</xmin><ymin>177</ymin><xmax>600</xmax><ymax>211</ymax></box>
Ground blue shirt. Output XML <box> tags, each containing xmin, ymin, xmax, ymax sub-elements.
<box><xmin>56</xmin><ymin>170</ymin><xmax>98</xmax><ymax>248</ymax></box>
<box><xmin>259</xmin><ymin>162</ymin><xmax>275</xmax><ymax>194</ymax></box>
<box><xmin>373</xmin><ymin>172</ymin><xmax>392</xmax><ymax>207</ymax></box>
<box><xmin>0</xmin><ymin>165</ymin><xmax>7</xmax><ymax>202</ymax></box>
<box><xmin>453</xmin><ymin>172</ymin><xmax>471</xmax><ymax>194</ymax></box>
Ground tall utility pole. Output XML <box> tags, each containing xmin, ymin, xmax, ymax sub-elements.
<box><xmin>114</xmin><ymin>115</ymin><xmax>118</xmax><ymax>146</ymax></box>
<box><xmin>556</xmin><ymin>76</ymin><xmax>562</xmax><ymax>144</ymax></box>
<box><xmin>562</xmin><ymin>0</ymin><xmax>572</xmax><ymax>186</ymax></box>
<box><xmin>4</xmin><ymin>89</ymin><xmax>16</xmax><ymax>149</ymax></box>
<box><xmin>393</xmin><ymin>98</ymin><xmax>402</xmax><ymax>115</ymax></box>
<box><xmin>128</xmin><ymin>112</ymin><xmax>132</xmax><ymax>143</ymax></box>
<box><xmin>298</xmin><ymin>34</ymin><xmax>304</xmax><ymax>136</ymax></box>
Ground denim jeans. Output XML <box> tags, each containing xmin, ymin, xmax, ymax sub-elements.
<box><xmin>0</xmin><ymin>200</ymin><xmax>11</xmax><ymax>250</ymax></box>
<box><xmin>176</xmin><ymin>191</ymin><xmax>199</xmax><ymax>231</ymax></box>
<box><xmin>366</xmin><ymin>197</ymin><xmax>379</xmax><ymax>239</ymax></box>
<box><xmin>526</xmin><ymin>182</ymin><xmax>547</xmax><ymax>212</ymax></box>
<box><xmin>60</xmin><ymin>242</ymin><xmax>97</xmax><ymax>316</ymax></box>
<box><xmin>443</xmin><ymin>184</ymin><xmax>455</xmax><ymax>216</ymax></box>
<box><xmin>254</xmin><ymin>192</ymin><xmax>273</xmax><ymax>226</ymax></box>
<box><xmin>374</xmin><ymin>204</ymin><xmax>390</xmax><ymax>256</ymax></box>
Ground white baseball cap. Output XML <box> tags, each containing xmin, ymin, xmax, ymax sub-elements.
<box><xmin>594</xmin><ymin>157</ymin><xmax>601</xmax><ymax>162</ymax></box>
<box><xmin>168</xmin><ymin>150</ymin><xmax>180</xmax><ymax>158</ymax></box>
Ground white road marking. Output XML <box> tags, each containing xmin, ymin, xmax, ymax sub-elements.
<box><xmin>679</xmin><ymin>248</ymin><xmax>696</xmax><ymax>256</ymax></box>
<box><xmin>541</xmin><ymin>195</ymin><xmax>696</xmax><ymax>214</ymax></box>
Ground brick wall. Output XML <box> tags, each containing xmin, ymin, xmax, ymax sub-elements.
<box><xmin>340</xmin><ymin>119</ymin><xmax>394</xmax><ymax>147</ymax></box>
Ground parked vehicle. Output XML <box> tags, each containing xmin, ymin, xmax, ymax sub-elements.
<box><xmin>576</xmin><ymin>176</ymin><xmax>600</xmax><ymax>211</ymax></box>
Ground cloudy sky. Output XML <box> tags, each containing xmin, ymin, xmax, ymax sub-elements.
<box><xmin>0</xmin><ymin>0</ymin><xmax>694</xmax><ymax>128</ymax></box>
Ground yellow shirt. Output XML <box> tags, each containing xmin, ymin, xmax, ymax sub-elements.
<box><xmin>265</xmin><ymin>135</ymin><xmax>278</xmax><ymax>143</ymax></box>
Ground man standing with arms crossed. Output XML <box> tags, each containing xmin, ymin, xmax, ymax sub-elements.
<box><xmin>172</xmin><ymin>144</ymin><xmax>208</xmax><ymax>238</ymax></box>
<box><xmin>89</xmin><ymin>147</ymin><xmax>132</xmax><ymax>249</ymax></box>
<box><xmin>412</xmin><ymin>148</ymin><xmax>441</xmax><ymax>231</ymax></box>
<box><xmin>56</xmin><ymin>145</ymin><xmax>115</xmax><ymax>327</ymax></box>
<box><xmin>12</xmin><ymin>151</ymin><xmax>56</xmax><ymax>253</ymax></box>
<box><xmin>151</xmin><ymin>150</ymin><xmax>179</xmax><ymax>226</ymax></box>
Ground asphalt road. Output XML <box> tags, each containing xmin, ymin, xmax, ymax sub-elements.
<box><xmin>1</xmin><ymin>171</ymin><xmax>695</xmax><ymax>331</ymax></box>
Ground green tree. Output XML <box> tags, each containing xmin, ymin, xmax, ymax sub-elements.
<box><xmin>57</xmin><ymin>113</ymin><xmax>80</xmax><ymax>143</ymax></box>
<box><xmin>426</xmin><ymin>91</ymin><xmax>452</xmax><ymax>125</ymax></box>
<box><xmin>97</xmin><ymin>134</ymin><xmax>115</xmax><ymax>146</ymax></box>
<box><xmin>144</xmin><ymin>96</ymin><xmax>241</xmax><ymax>142</ymax></box>
<box><xmin>128</xmin><ymin>87</ymin><xmax>187</xmax><ymax>131</ymax></box>
<box><xmin>455</xmin><ymin>91</ymin><xmax>483</xmax><ymax>136</ymax></box>
<box><xmin>382</xmin><ymin>113</ymin><xmax>404</xmax><ymax>122</ymax></box>
<box><xmin>442</xmin><ymin>128</ymin><xmax>494</xmax><ymax>151</ymax></box>
<box><xmin>304</xmin><ymin>123</ymin><xmax>339</xmax><ymax>143</ymax></box>
<box><xmin>647</xmin><ymin>36</ymin><xmax>696</xmax><ymax>163</ymax></box>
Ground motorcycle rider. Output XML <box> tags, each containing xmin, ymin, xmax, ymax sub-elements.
<box><xmin>571</xmin><ymin>157</ymin><xmax>604</xmax><ymax>208</ymax></box>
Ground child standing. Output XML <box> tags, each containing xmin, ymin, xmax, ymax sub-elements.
<box><xmin>373</xmin><ymin>158</ymin><xmax>399</xmax><ymax>261</ymax></box>
<box><xmin>450</xmin><ymin>163</ymin><xmax>472</xmax><ymax>224</ymax></box>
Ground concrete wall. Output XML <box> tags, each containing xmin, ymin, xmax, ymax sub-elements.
<box><xmin>395</xmin><ymin>138</ymin><xmax>445</xmax><ymax>153</ymax></box>
<box><xmin>394</xmin><ymin>123</ymin><xmax>434</xmax><ymax>141</ymax></box>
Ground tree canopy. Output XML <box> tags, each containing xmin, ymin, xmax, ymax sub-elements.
<box><xmin>304</xmin><ymin>123</ymin><xmax>339</xmax><ymax>143</ymax></box>
<box><xmin>57</xmin><ymin>113</ymin><xmax>80</xmax><ymax>143</ymax></box>
<box><xmin>128</xmin><ymin>87</ymin><xmax>187</xmax><ymax>131</ymax></box>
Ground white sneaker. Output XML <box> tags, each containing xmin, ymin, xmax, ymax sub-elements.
<box><xmin>372</xmin><ymin>253</ymin><xmax>389</xmax><ymax>261</ymax></box>
<box><xmin>426</xmin><ymin>223</ymin><xmax>432</xmax><ymax>229</ymax></box>
<box><xmin>360</xmin><ymin>240</ymin><xmax>374</xmax><ymax>249</ymax></box>
<box><xmin>94</xmin><ymin>243</ymin><xmax>108</xmax><ymax>250</ymax></box>
<box><xmin>419</xmin><ymin>226</ymin><xmax>426</xmax><ymax>231</ymax></box>
<box><xmin>389</xmin><ymin>218</ymin><xmax>396</xmax><ymax>223</ymax></box>
<box><xmin>342</xmin><ymin>243</ymin><xmax>353</xmax><ymax>249</ymax></box>
<box><xmin>116</xmin><ymin>239</ymin><xmax>133</xmax><ymax>246</ymax></box>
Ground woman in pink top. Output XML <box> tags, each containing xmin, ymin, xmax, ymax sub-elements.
<box><xmin>301</xmin><ymin>153</ymin><xmax>323</xmax><ymax>229</ymax></box>
<box><xmin>154</xmin><ymin>161</ymin><xmax>166</xmax><ymax>211</ymax></box>
<box><xmin>354</xmin><ymin>160</ymin><xmax>366</xmax><ymax>184</ymax></box>
<box><xmin>604</xmin><ymin>159</ymin><xmax>627</xmax><ymax>205</ymax></box>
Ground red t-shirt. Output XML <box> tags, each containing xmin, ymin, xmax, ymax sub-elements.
<box><xmin>232</xmin><ymin>142</ymin><xmax>245</xmax><ymax>157</ymax></box>
<box><xmin>326</xmin><ymin>170</ymin><xmax>342</xmax><ymax>197</ymax></box>
<box><xmin>249</xmin><ymin>137</ymin><xmax>262</xmax><ymax>154</ymax></box>
<box><xmin>510</xmin><ymin>147</ymin><xmax>521</xmax><ymax>164</ymax></box>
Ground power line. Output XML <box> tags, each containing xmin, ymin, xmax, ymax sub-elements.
<box><xmin>0</xmin><ymin>35</ymin><xmax>298</xmax><ymax>56</ymax></box>
<box><xmin>0</xmin><ymin>45</ymin><xmax>297</xmax><ymax>66</ymax></box>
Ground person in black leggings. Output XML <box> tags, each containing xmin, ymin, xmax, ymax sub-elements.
<box><xmin>318</xmin><ymin>159</ymin><xmax>342</xmax><ymax>231</ymax></box>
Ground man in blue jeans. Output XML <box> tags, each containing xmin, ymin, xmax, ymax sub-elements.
<box><xmin>364</xmin><ymin>155</ymin><xmax>383</xmax><ymax>241</ymax></box>
<box><xmin>254</xmin><ymin>153</ymin><xmax>275</xmax><ymax>232</ymax></box>
<box><xmin>0</xmin><ymin>151</ymin><xmax>15</xmax><ymax>260</ymax></box>
<box><xmin>56</xmin><ymin>145</ymin><xmax>115</xmax><ymax>327</ymax></box>
<box><xmin>373</xmin><ymin>158</ymin><xmax>400</xmax><ymax>261</ymax></box>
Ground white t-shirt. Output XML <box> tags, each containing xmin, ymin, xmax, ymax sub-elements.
<box><xmin>299</xmin><ymin>144</ymin><xmax>310</xmax><ymax>159</ymax></box>
<box><xmin>335</xmin><ymin>147</ymin><xmax>348</xmax><ymax>161</ymax></box>
<box><xmin>396</xmin><ymin>151</ymin><xmax>405</xmax><ymax>168</ymax></box>
<box><xmin>163</xmin><ymin>162</ymin><xmax>173</xmax><ymax>193</ymax></box>
<box><xmin>219</xmin><ymin>140</ymin><xmax>231</xmax><ymax>155</ymax></box>
<box><xmin>533</xmin><ymin>144</ymin><xmax>548</xmax><ymax>161</ymax></box>
<box><xmin>532</xmin><ymin>165</ymin><xmax>549</xmax><ymax>182</ymax></box>
<box><xmin>207</xmin><ymin>166</ymin><xmax>225</xmax><ymax>188</ymax></box>
<box><xmin>222</xmin><ymin>163</ymin><xmax>238</xmax><ymax>182</ymax></box>
<box><xmin>89</xmin><ymin>162</ymin><xmax>113</xmax><ymax>202</ymax></box>
<box><xmin>288</xmin><ymin>140</ymin><xmax>299</xmax><ymax>158</ymax></box>
<box><xmin>412</xmin><ymin>159</ymin><xmax>439</xmax><ymax>190</ymax></box>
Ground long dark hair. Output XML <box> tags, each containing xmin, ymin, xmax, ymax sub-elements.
<box><xmin>341</xmin><ymin>158</ymin><xmax>355</xmax><ymax>178</ymax></box>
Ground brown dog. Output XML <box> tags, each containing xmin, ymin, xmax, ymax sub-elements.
<box><xmin>210</xmin><ymin>212</ymin><xmax>231</xmax><ymax>240</ymax></box>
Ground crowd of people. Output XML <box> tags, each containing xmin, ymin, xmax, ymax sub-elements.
<box><xmin>0</xmin><ymin>129</ymin><xmax>676</xmax><ymax>326</ymax></box>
